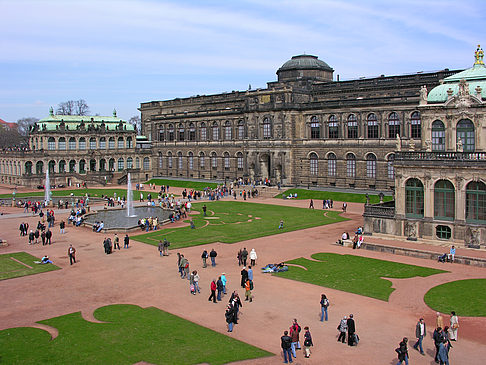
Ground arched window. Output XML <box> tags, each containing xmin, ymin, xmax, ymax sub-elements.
<box><xmin>117</xmin><ymin>137</ymin><xmax>124</xmax><ymax>149</ymax></box>
<box><xmin>69</xmin><ymin>137</ymin><xmax>76</xmax><ymax>150</ymax></box>
<box><xmin>79</xmin><ymin>159</ymin><xmax>86</xmax><ymax>173</ymax></box>
<box><xmin>405</xmin><ymin>178</ymin><xmax>424</xmax><ymax>218</ymax></box>
<box><xmin>36</xmin><ymin>161</ymin><xmax>44</xmax><ymax>174</ymax></box>
<box><xmin>387</xmin><ymin>154</ymin><xmax>395</xmax><ymax>180</ymax></box>
<box><xmin>367</xmin><ymin>113</ymin><xmax>378</xmax><ymax>139</ymax></box>
<box><xmin>432</xmin><ymin>120</ymin><xmax>445</xmax><ymax>151</ymax></box>
<box><xmin>25</xmin><ymin>161</ymin><xmax>33</xmax><ymax>175</ymax></box>
<box><xmin>434</xmin><ymin>180</ymin><xmax>455</xmax><ymax>220</ymax></box>
<box><xmin>108</xmin><ymin>137</ymin><xmax>115</xmax><ymax>149</ymax></box>
<box><xmin>48</xmin><ymin>160</ymin><xmax>55</xmax><ymax>173</ymax></box>
<box><xmin>263</xmin><ymin>118</ymin><xmax>272</xmax><ymax>139</ymax></box>
<box><xmin>126</xmin><ymin>137</ymin><xmax>133</xmax><ymax>148</ymax></box>
<box><xmin>48</xmin><ymin>137</ymin><xmax>55</xmax><ymax>150</ymax></box>
<box><xmin>69</xmin><ymin>160</ymin><xmax>76</xmax><ymax>173</ymax></box>
<box><xmin>189</xmin><ymin>123</ymin><xmax>196</xmax><ymax>141</ymax></box>
<box><xmin>90</xmin><ymin>137</ymin><xmax>97</xmax><ymax>149</ymax></box>
<box><xmin>224</xmin><ymin>121</ymin><xmax>232</xmax><ymax>140</ymax></box>
<box><xmin>388</xmin><ymin>112</ymin><xmax>400</xmax><ymax>138</ymax></box>
<box><xmin>168</xmin><ymin>124</ymin><xmax>174</xmax><ymax>141</ymax></box>
<box><xmin>178</xmin><ymin>152</ymin><xmax>183</xmax><ymax>169</ymax></box>
<box><xmin>99</xmin><ymin>159</ymin><xmax>106</xmax><ymax>171</ymax></box>
<box><xmin>143</xmin><ymin>157</ymin><xmax>150</xmax><ymax>171</ymax></box>
<box><xmin>99</xmin><ymin>137</ymin><xmax>106</xmax><ymax>149</ymax></box>
<box><xmin>238</xmin><ymin>121</ymin><xmax>245</xmax><ymax>140</ymax></box>
<box><xmin>117</xmin><ymin>158</ymin><xmax>124</xmax><ymax>171</ymax></box>
<box><xmin>457</xmin><ymin>119</ymin><xmax>475</xmax><ymax>151</ymax></box>
<box><xmin>188</xmin><ymin>152</ymin><xmax>194</xmax><ymax>170</ymax></box>
<box><xmin>167</xmin><ymin>152</ymin><xmax>173</xmax><ymax>168</ymax></box>
<box><xmin>178</xmin><ymin>123</ymin><xmax>185</xmax><ymax>141</ymax></box>
<box><xmin>211</xmin><ymin>152</ymin><xmax>217</xmax><ymax>169</ymax></box>
<box><xmin>127</xmin><ymin>157</ymin><xmax>133</xmax><ymax>169</ymax></box>
<box><xmin>328</xmin><ymin>115</ymin><xmax>339</xmax><ymax>139</ymax></box>
<box><xmin>199</xmin><ymin>152</ymin><xmax>205</xmax><ymax>168</ymax></box>
<box><xmin>327</xmin><ymin>153</ymin><xmax>337</xmax><ymax>177</ymax></box>
<box><xmin>347</xmin><ymin>114</ymin><xmax>358</xmax><ymax>139</ymax></box>
<box><xmin>58</xmin><ymin>137</ymin><xmax>66</xmax><ymax>150</ymax></box>
<box><xmin>410</xmin><ymin>111</ymin><xmax>421</xmax><ymax>139</ymax></box>
<box><xmin>78</xmin><ymin>138</ymin><xmax>86</xmax><ymax>150</ymax></box>
<box><xmin>136</xmin><ymin>157</ymin><xmax>140</xmax><ymax>169</ymax></box>
<box><xmin>366</xmin><ymin>154</ymin><xmax>377</xmax><ymax>178</ymax></box>
<box><xmin>212</xmin><ymin>122</ymin><xmax>219</xmax><ymax>140</ymax></box>
<box><xmin>158</xmin><ymin>153</ymin><xmax>163</xmax><ymax>168</ymax></box>
<box><xmin>309</xmin><ymin>153</ymin><xmax>318</xmax><ymax>175</ymax></box>
<box><xmin>200</xmin><ymin>123</ymin><xmax>207</xmax><ymax>141</ymax></box>
<box><xmin>466</xmin><ymin>181</ymin><xmax>486</xmax><ymax>223</ymax></box>
<box><xmin>310</xmin><ymin>116</ymin><xmax>320</xmax><ymax>139</ymax></box>
<box><xmin>59</xmin><ymin>160</ymin><xmax>66</xmax><ymax>173</ymax></box>
<box><xmin>346</xmin><ymin>153</ymin><xmax>356</xmax><ymax>178</ymax></box>
<box><xmin>89</xmin><ymin>159</ymin><xmax>96</xmax><ymax>171</ymax></box>
<box><xmin>237</xmin><ymin>152</ymin><xmax>244</xmax><ymax>171</ymax></box>
<box><xmin>108</xmin><ymin>158</ymin><xmax>115</xmax><ymax>172</ymax></box>
<box><xmin>158</xmin><ymin>125</ymin><xmax>165</xmax><ymax>141</ymax></box>
<box><xmin>224</xmin><ymin>152</ymin><xmax>230</xmax><ymax>169</ymax></box>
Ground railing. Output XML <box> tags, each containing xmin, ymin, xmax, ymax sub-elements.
<box><xmin>363</xmin><ymin>202</ymin><xmax>395</xmax><ymax>218</ymax></box>
<box><xmin>395</xmin><ymin>151</ymin><xmax>486</xmax><ymax>161</ymax></box>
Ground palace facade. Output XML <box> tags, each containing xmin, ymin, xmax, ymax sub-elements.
<box><xmin>0</xmin><ymin>109</ymin><xmax>153</xmax><ymax>187</ymax></box>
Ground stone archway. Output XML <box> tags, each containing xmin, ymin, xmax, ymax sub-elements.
<box><xmin>259</xmin><ymin>153</ymin><xmax>270</xmax><ymax>180</ymax></box>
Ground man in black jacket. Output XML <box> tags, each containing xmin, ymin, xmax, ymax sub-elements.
<box><xmin>433</xmin><ymin>327</ymin><xmax>444</xmax><ymax>363</ymax></box>
<box><xmin>210</xmin><ymin>248</ymin><xmax>217</xmax><ymax>267</ymax></box>
<box><xmin>347</xmin><ymin>314</ymin><xmax>356</xmax><ymax>346</ymax></box>
<box><xmin>281</xmin><ymin>330</ymin><xmax>293</xmax><ymax>363</ymax></box>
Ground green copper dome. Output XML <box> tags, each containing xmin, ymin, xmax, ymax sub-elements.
<box><xmin>428</xmin><ymin>46</ymin><xmax>486</xmax><ymax>103</ymax></box>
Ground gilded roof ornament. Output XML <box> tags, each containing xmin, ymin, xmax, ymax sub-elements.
<box><xmin>474</xmin><ymin>44</ymin><xmax>484</xmax><ymax>65</ymax></box>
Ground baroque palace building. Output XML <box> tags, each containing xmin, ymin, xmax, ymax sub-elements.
<box><xmin>0</xmin><ymin>109</ymin><xmax>153</xmax><ymax>187</ymax></box>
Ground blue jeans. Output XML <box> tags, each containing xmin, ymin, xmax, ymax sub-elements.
<box><xmin>413</xmin><ymin>335</ymin><xmax>424</xmax><ymax>354</ymax></box>
<box><xmin>396</xmin><ymin>355</ymin><xmax>408</xmax><ymax>365</ymax></box>
<box><xmin>291</xmin><ymin>342</ymin><xmax>299</xmax><ymax>357</ymax></box>
<box><xmin>283</xmin><ymin>348</ymin><xmax>293</xmax><ymax>363</ymax></box>
<box><xmin>217</xmin><ymin>289</ymin><xmax>222</xmax><ymax>301</ymax></box>
<box><xmin>211</xmin><ymin>257</ymin><xmax>216</xmax><ymax>266</ymax></box>
<box><xmin>321</xmin><ymin>307</ymin><xmax>328</xmax><ymax>321</ymax></box>
<box><xmin>194</xmin><ymin>282</ymin><xmax>200</xmax><ymax>293</ymax></box>
<box><xmin>228</xmin><ymin>322</ymin><xmax>233</xmax><ymax>332</ymax></box>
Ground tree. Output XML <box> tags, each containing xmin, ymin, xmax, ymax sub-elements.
<box><xmin>16</xmin><ymin>117</ymin><xmax>39</xmax><ymax>136</ymax></box>
<box><xmin>0</xmin><ymin>124</ymin><xmax>26</xmax><ymax>148</ymax></box>
<box><xmin>56</xmin><ymin>99</ymin><xmax>90</xmax><ymax>116</ymax></box>
<box><xmin>129</xmin><ymin>116</ymin><xmax>141</xmax><ymax>135</ymax></box>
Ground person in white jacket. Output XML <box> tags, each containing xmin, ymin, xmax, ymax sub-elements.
<box><xmin>249</xmin><ymin>248</ymin><xmax>257</xmax><ymax>266</ymax></box>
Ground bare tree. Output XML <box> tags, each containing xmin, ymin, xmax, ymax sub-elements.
<box><xmin>74</xmin><ymin>99</ymin><xmax>90</xmax><ymax>116</ymax></box>
<box><xmin>56</xmin><ymin>100</ymin><xmax>75</xmax><ymax>115</ymax></box>
<box><xmin>0</xmin><ymin>124</ymin><xmax>26</xmax><ymax>148</ymax></box>
<box><xmin>129</xmin><ymin>116</ymin><xmax>141</xmax><ymax>135</ymax></box>
<box><xmin>16</xmin><ymin>117</ymin><xmax>39</xmax><ymax>136</ymax></box>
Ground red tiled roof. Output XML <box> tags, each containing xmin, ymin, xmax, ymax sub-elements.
<box><xmin>0</xmin><ymin>118</ymin><xmax>18</xmax><ymax>129</ymax></box>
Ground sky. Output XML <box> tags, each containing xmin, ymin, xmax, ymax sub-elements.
<box><xmin>1</xmin><ymin>0</ymin><xmax>485</xmax><ymax>122</ymax></box>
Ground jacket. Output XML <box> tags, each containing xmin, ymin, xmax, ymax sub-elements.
<box><xmin>210</xmin><ymin>281</ymin><xmax>216</xmax><ymax>291</ymax></box>
<box><xmin>281</xmin><ymin>335</ymin><xmax>292</xmax><ymax>350</ymax></box>
<box><xmin>415</xmin><ymin>322</ymin><xmax>426</xmax><ymax>338</ymax></box>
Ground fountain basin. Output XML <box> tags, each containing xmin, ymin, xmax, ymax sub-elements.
<box><xmin>83</xmin><ymin>206</ymin><xmax>173</xmax><ymax>232</ymax></box>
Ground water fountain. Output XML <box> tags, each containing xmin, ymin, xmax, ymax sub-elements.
<box><xmin>127</xmin><ymin>172</ymin><xmax>134</xmax><ymax>217</ymax></box>
<box><xmin>44</xmin><ymin>169</ymin><xmax>51</xmax><ymax>205</ymax></box>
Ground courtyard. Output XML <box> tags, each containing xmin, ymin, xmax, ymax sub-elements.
<box><xmin>0</xmin><ymin>183</ymin><xmax>485</xmax><ymax>364</ymax></box>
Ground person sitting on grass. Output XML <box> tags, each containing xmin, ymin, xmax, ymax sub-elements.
<box><xmin>40</xmin><ymin>255</ymin><xmax>53</xmax><ymax>264</ymax></box>
<box><xmin>278</xmin><ymin>220</ymin><xmax>284</xmax><ymax>229</ymax></box>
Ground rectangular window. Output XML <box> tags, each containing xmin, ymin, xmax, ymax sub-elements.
<box><xmin>99</xmin><ymin>139</ymin><xmax>106</xmax><ymax>149</ymax></box>
<box><xmin>189</xmin><ymin>130</ymin><xmax>195</xmax><ymax>141</ymax></box>
<box><xmin>225</xmin><ymin>126</ymin><xmax>232</xmax><ymax>140</ymax></box>
<box><xmin>79</xmin><ymin>139</ymin><xmax>86</xmax><ymax>150</ymax></box>
<box><xmin>212</xmin><ymin>156</ymin><xmax>217</xmax><ymax>169</ymax></box>
<box><xmin>159</xmin><ymin>128</ymin><xmax>165</xmax><ymax>141</ymax></box>
<box><xmin>168</xmin><ymin>156</ymin><xmax>172</xmax><ymax>168</ymax></box>
<box><xmin>388</xmin><ymin>121</ymin><xmax>400</xmax><ymax>138</ymax></box>
<box><xmin>108</xmin><ymin>139</ymin><xmax>115</xmax><ymax>149</ymax></box>
<box><xmin>48</xmin><ymin>140</ymin><xmax>55</xmax><ymax>150</ymax></box>
<box><xmin>189</xmin><ymin>156</ymin><xmax>193</xmax><ymax>170</ymax></box>
<box><xmin>328</xmin><ymin>159</ymin><xmax>336</xmax><ymax>177</ymax></box>
<box><xmin>263</xmin><ymin>123</ymin><xmax>271</xmax><ymax>139</ymax></box>
<box><xmin>224</xmin><ymin>156</ymin><xmax>230</xmax><ymax>169</ymax></box>
<box><xmin>347</xmin><ymin>122</ymin><xmax>358</xmax><ymax>139</ymax></box>
<box><xmin>90</xmin><ymin>139</ymin><xmax>96</xmax><ymax>149</ymax></box>
<box><xmin>347</xmin><ymin>160</ymin><xmax>356</xmax><ymax>177</ymax></box>
<box><xmin>238</xmin><ymin>126</ymin><xmax>245</xmax><ymax>139</ymax></box>
<box><xmin>367</xmin><ymin>122</ymin><xmax>378</xmax><ymax>139</ymax></box>
<box><xmin>200</xmin><ymin>128</ymin><xmax>206</xmax><ymax>141</ymax></box>
<box><xmin>69</xmin><ymin>139</ymin><xmax>76</xmax><ymax>150</ymax></box>
<box><xmin>117</xmin><ymin>139</ymin><xmax>124</xmax><ymax>149</ymax></box>
<box><xmin>411</xmin><ymin>120</ymin><xmax>421</xmax><ymax>139</ymax></box>
<box><xmin>178</xmin><ymin>156</ymin><xmax>182</xmax><ymax>169</ymax></box>
<box><xmin>328</xmin><ymin>122</ymin><xmax>339</xmax><ymax>139</ymax></box>
<box><xmin>237</xmin><ymin>156</ymin><xmax>243</xmax><ymax>170</ymax></box>
<box><xmin>200</xmin><ymin>156</ymin><xmax>205</xmax><ymax>168</ymax></box>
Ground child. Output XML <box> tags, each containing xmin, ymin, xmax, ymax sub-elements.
<box><xmin>278</xmin><ymin>220</ymin><xmax>284</xmax><ymax>229</ymax></box>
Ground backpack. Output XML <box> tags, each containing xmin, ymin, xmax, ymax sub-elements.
<box><xmin>324</xmin><ymin>298</ymin><xmax>330</xmax><ymax>308</ymax></box>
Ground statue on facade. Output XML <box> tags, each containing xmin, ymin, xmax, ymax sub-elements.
<box><xmin>457</xmin><ymin>138</ymin><xmax>464</xmax><ymax>152</ymax></box>
<box><xmin>396</xmin><ymin>134</ymin><xmax>401</xmax><ymax>151</ymax></box>
<box><xmin>424</xmin><ymin>139</ymin><xmax>432</xmax><ymax>152</ymax></box>
<box><xmin>409</xmin><ymin>139</ymin><xmax>415</xmax><ymax>151</ymax></box>
<box><xmin>419</xmin><ymin>85</ymin><xmax>428</xmax><ymax>105</ymax></box>
<box><xmin>466</xmin><ymin>226</ymin><xmax>481</xmax><ymax>248</ymax></box>
<box><xmin>405</xmin><ymin>222</ymin><xmax>417</xmax><ymax>240</ymax></box>
<box><xmin>475</xmin><ymin>44</ymin><xmax>484</xmax><ymax>65</ymax></box>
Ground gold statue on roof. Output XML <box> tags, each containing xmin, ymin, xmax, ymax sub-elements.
<box><xmin>474</xmin><ymin>44</ymin><xmax>484</xmax><ymax>65</ymax></box>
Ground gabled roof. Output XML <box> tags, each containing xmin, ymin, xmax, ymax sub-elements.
<box><xmin>0</xmin><ymin>118</ymin><xmax>18</xmax><ymax>130</ymax></box>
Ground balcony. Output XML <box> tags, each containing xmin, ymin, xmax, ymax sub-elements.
<box><xmin>394</xmin><ymin>151</ymin><xmax>486</xmax><ymax>168</ymax></box>
<box><xmin>363</xmin><ymin>200</ymin><xmax>395</xmax><ymax>218</ymax></box>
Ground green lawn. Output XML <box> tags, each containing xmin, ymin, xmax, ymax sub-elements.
<box><xmin>0</xmin><ymin>188</ymin><xmax>160</xmax><ymax>200</ymax></box>
<box><xmin>273</xmin><ymin>253</ymin><xmax>446</xmax><ymax>301</ymax></box>
<box><xmin>274</xmin><ymin>188</ymin><xmax>393</xmax><ymax>204</ymax></box>
<box><xmin>145</xmin><ymin>178</ymin><xmax>219</xmax><ymax>189</ymax></box>
<box><xmin>132</xmin><ymin>201</ymin><xmax>347</xmax><ymax>249</ymax></box>
<box><xmin>424</xmin><ymin>279</ymin><xmax>486</xmax><ymax>317</ymax></box>
<box><xmin>0</xmin><ymin>252</ymin><xmax>60</xmax><ymax>281</ymax></box>
<box><xmin>0</xmin><ymin>304</ymin><xmax>273</xmax><ymax>365</ymax></box>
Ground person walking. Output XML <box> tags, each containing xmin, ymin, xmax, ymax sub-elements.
<box><xmin>241</xmin><ymin>247</ymin><xmax>248</xmax><ymax>266</ymax></box>
<box><xmin>210</xmin><ymin>248</ymin><xmax>217</xmax><ymax>267</ymax></box>
<box><xmin>123</xmin><ymin>234</ymin><xmax>130</xmax><ymax>248</ymax></box>
<box><xmin>247</xmin><ymin>266</ymin><xmax>253</xmax><ymax>281</ymax></box>
<box><xmin>201</xmin><ymin>249</ymin><xmax>208</xmax><ymax>268</ymax></box>
<box><xmin>337</xmin><ymin>316</ymin><xmax>347</xmax><ymax>343</ymax></box>
<box><xmin>347</xmin><ymin>314</ymin><xmax>356</xmax><ymax>346</ymax></box>
<box><xmin>244</xmin><ymin>278</ymin><xmax>252</xmax><ymax>302</ymax></box>
<box><xmin>433</xmin><ymin>327</ymin><xmax>445</xmax><ymax>363</ymax></box>
<box><xmin>289</xmin><ymin>319</ymin><xmax>301</xmax><ymax>353</ymax></box>
<box><xmin>320</xmin><ymin>294</ymin><xmax>329</xmax><ymax>322</ymax></box>
<box><xmin>113</xmin><ymin>234</ymin><xmax>120</xmax><ymax>250</ymax></box>
<box><xmin>217</xmin><ymin>276</ymin><xmax>224</xmax><ymax>301</ymax></box>
<box><xmin>436</xmin><ymin>312</ymin><xmax>444</xmax><ymax>329</ymax></box>
<box><xmin>163</xmin><ymin>238</ymin><xmax>170</xmax><ymax>256</ymax></box>
<box><xmin>225</xmin><ymin>304</ymin><xmax>236</xmax><ymax>332</ymax></box>
<box><xmin>249</xmin><ymin>248</ymin><xmax>257</xmax><ymax>266</ymax></box>
<box><xmin>395</xmin><ymin>337</ymin><xmax>409</xmax><ymax>365</ymax></box>
<box><xmin>229</xmin><ymin>291</ymin><xmax>243</xmax><ymax>323</ymax></box>
<box><xmin>240</xmin><ymin>267</ymin><xmax>248</xmax><ymax>288</ymax></box>
<box><xmin>303</xmin><ymin>327</ymin><xmax>313</xmax><ymax>358</ymax></box>
<box><xmin>208</xmin><ymin>279</ymin><xmax>217</xmax><ymax>303</ymax></box>
<box><xmin>68</xmin><ymin>244</ymin><xmax>76</xmax><ymax>265</ymax></box>
<box><xmin>60</xmin><ymin>220</ymin><xmax>65</xmax><ymax>234</ymax></box>
<box><xmin>438</xmin><ymin>340</ymin><xmax>450</xmax><ymax>365</ymax></box>
<box><xmin>193</xmin><ymin>270</ymin><xmax>200</xmax><ymax>293</ymax></box>
<box><xmin>449</xmin><ymin>311</ymin><xmax>459</xmax><ymax>341</ymax></box>
<box><xmin>179</xmin><ymin>255</ymin><xmax>187</xmax><ymax>278</ymax></box>
<box><xmin>45</xmin><ymin>229</ymin><xmax>52</xmax><ymax>245</ymax></box>
<box><xmin>281</xmin><ymin>330</ymin><xmax>293</xmax><ymax>364</ymax></box>
<box><xmin>413</xmin><ymin>317</ymin><xmax>426</xmax><ymax>355</ymax></box>
<box><xmin>183</xmin><ymin>259</ymin><xmax>190</xmax><ymax>280</ymax></box>
<box><xmin>158</xmin><ymin>240</ymin><xmax>164</xmax><ymax>257</ymax></box>
<box><xmin>221</xmin><ymin>272</ymin><xmax>227</xmax><ymax>294</ymax></box>
<box><xmin>309</xmin><ymin>199</ymin><xmax>314</xmax><ymax>209</ymax></box>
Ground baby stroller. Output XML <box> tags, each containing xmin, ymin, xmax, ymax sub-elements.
<box><xmin>438</xmin><ymin>253</ymin><xmax>448</xmax><ymax>263</ymax></box>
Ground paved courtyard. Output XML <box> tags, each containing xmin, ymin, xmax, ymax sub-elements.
<box><xmin>0</xmin><ymin>184</ymin><xmax>485</xmax><ymax>364</ymax></box>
